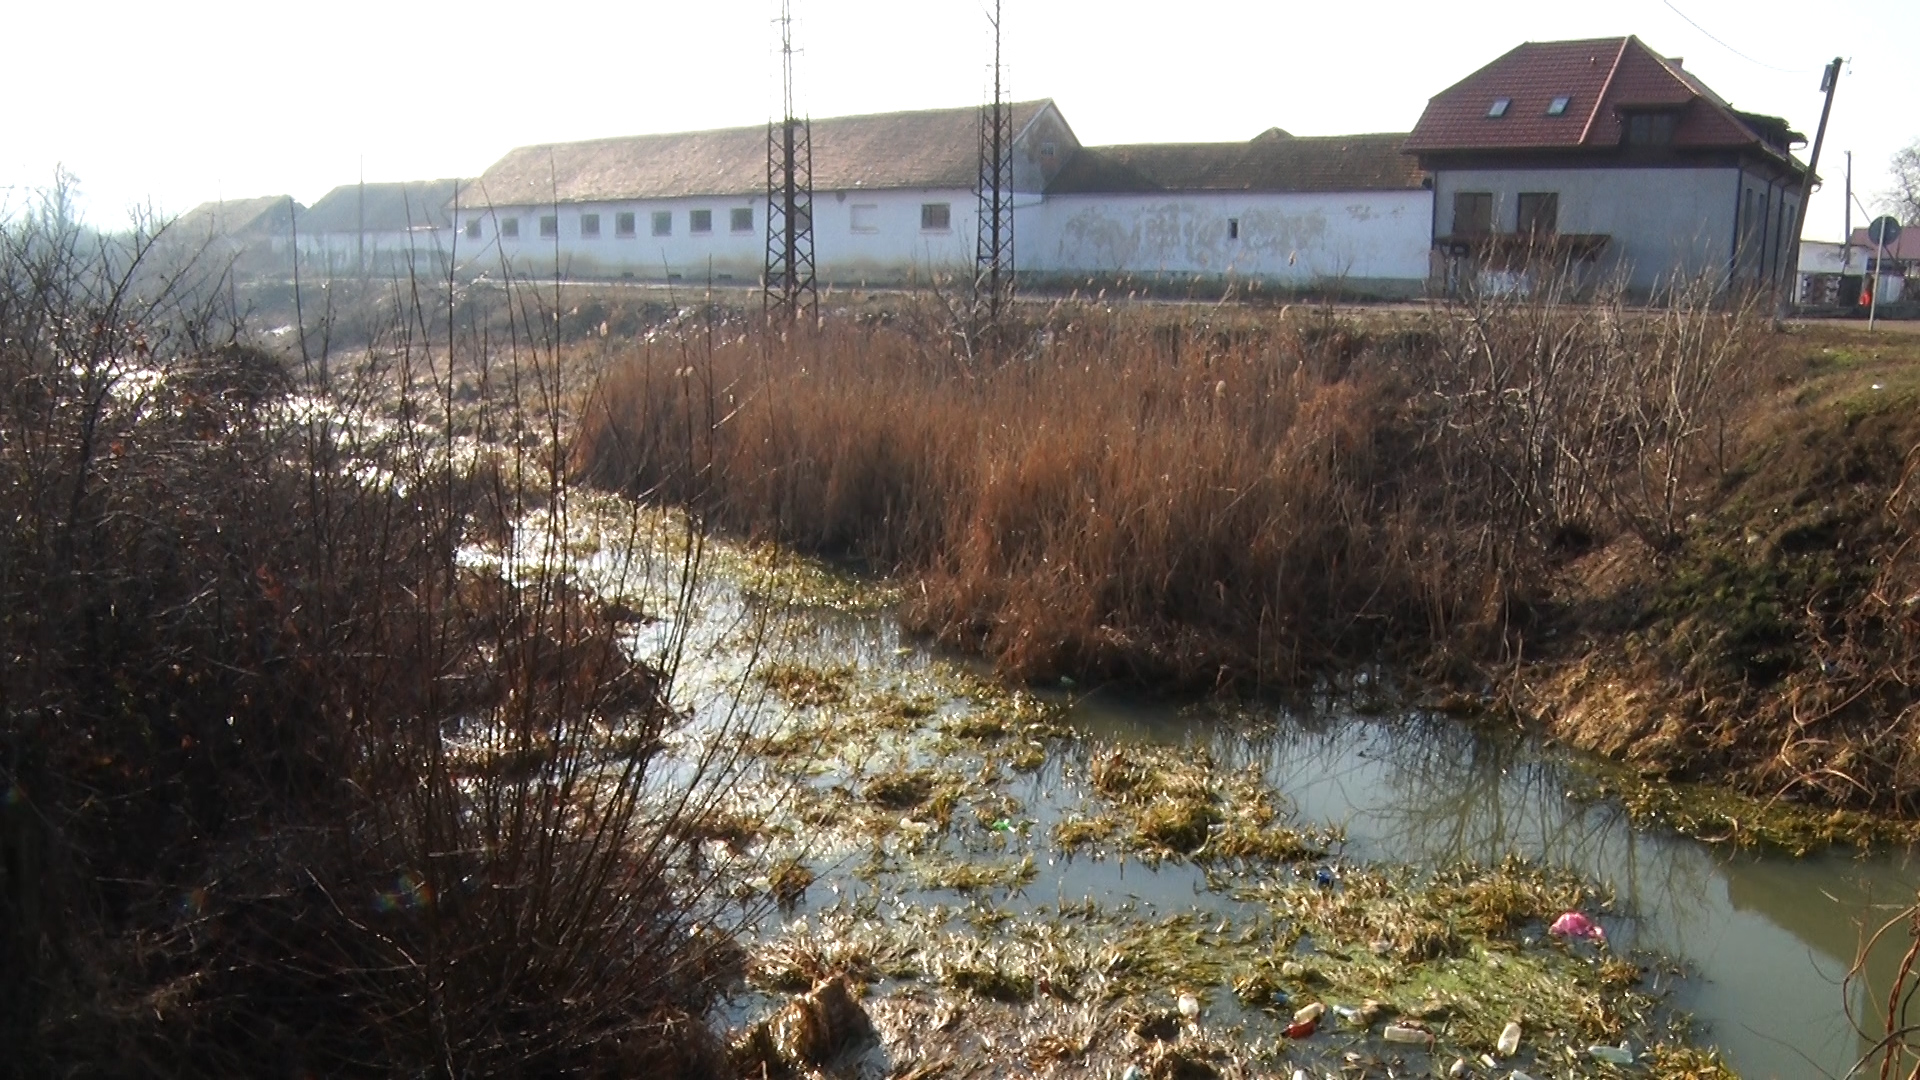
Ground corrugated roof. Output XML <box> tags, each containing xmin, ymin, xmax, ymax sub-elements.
<box><xmin>1405</xmin><ymin>36</ymin><xmax>1800</xmax><ymax>167</ymax></box>
<box><xmin>1045</xmin><ymin>132</ymin><xmax>1423</xmax><ymax>195</ymax></box>
<box><xmin>301</xmin><ymin>179</ymin><xmax>464</xmax><ymax>234</ymax></box>
<box><xmin>473</xmin><ymin>101</ymin><xmax>1054</xmax><ymax>206</ymax></box>
<box><xmin>172</xmin><ymin>195</ymin><xmax>298</xmax><ymax>239</ymax></box>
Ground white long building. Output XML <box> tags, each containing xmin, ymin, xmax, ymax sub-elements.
<box><xmin>450</xmin><ymin>100</ymin><xmax>1434</xmax><ymax>297</ymax></box>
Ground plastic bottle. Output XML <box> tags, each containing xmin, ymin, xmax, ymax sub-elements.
<box><xmin>1293</xmin><ymin>1001</ymin><xmax>1326</xmax><ymax>1025</ymax></box>
<box><xmin>1383</xmin><ymin>1024</ymin><xmax>1433</xmax><ymax>1045</ymax></box>
<box><xmin>1496</xmin><ymin>1020</ymin><xmax>1522</xmax><ymax>1056</ymax></box>
<box><xmin>1588</xmin><ymin>1044</ymin><xmax>1634</xmax><ymax>1065</ymax></box>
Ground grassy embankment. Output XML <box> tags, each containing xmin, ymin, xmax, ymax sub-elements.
<box><xmin>575</xmin><ymin>285</ymin><xmax>1920</xmax><ymax>829</ymax></box>
<box><xmin>0</xmin><ymin>199</ymin><xmax>757</xmax><ymax>1073</ymax></box>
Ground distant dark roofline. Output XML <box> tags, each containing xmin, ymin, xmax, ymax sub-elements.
<box><xmin>1045</xmin><ymin>132</ymin><xmax>1423</xmax><ymax>195</ymax></box>
<box><xmin>301</xmin><ymin>179</ymin><xmax>466</xmax><ymax>234</ymax></box>
<box><xmin>172</xmin><ymin>195</ymin><xmax>299</xmax><ymax>238</ymax></box>
<box><xmin>472</xmin><ymin>100</ymin><xmax>1056</xmax><ymax>205</ymax></box>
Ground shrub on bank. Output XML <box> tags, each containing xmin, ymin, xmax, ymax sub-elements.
<box><xmin>0</xmin><ymin>190</ymin><xmax>747</xmax><ymax>1074</ymax></box>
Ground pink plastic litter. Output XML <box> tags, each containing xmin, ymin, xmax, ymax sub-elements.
<box><xmin>1550</xmin><ymin>911</ymin><xmax>1605</xmax><ymax>942</ymax></box>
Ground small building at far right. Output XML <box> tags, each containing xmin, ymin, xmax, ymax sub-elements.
<box><xmin>1405</xmin><ymin>36</ymin><xmax>1808</xmax><ymax>296</ymax></box>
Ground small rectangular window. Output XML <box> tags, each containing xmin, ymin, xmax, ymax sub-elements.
<box><xmin>920</xmin><ymin>202</ymin><xmax>951</xmax><ymax>231</ymax></box>
<box><xmin>465</xmin><ymin>218</ymin><xmax>482</xmax><ymax>240</ymax></box>
<box><xmin>1227</xmin><ymin>218</ymin><xmax>1240</xmax><ymax>240</ymax></box>
<box><xmin>652</xmin><ymin>211</ymin><xmax>672</xmax><ymax>237</ymax></box>
<box><xmin>501</xmin><ymin>218</ymin><xmax>520</xmax><ymax>239</ymax></box>
<box><xmin>1516</xmin><ymin>192</ymin><xmax>1559</xmax><ymax>235</ymax></box>
<box><xmin>690</xmin><ymin>209</ymin><xmax>712</xmax><ymax>234</ymax></box>
<box><xmin>1546</xmin><ymin>96</ymin><xmax>1571</xmax><ymax>116</ymax></box>
<box><xmin>539</xmin><ymin>215</ymin><xmax>557</xmax><ymax>238</ymax></box>
<box><xmin>1487</xmin><ymin>98</ymin><xmax>1511</xmax><ymax>118</ymax></box>
<box><xmin>1625</xmin><ymin>112</ymin><xmax>1676</xmax><ymax>146</ymax></box>
<box><xmin>850</xmin><ymin>203</ymin><xmax>879</xmax><ymax>233</ymax></box>
<box><xmin>615</xmin><ymin>212</ymin><xmax>635</xmax><ymax>237</ymax></box>
<box><xmin>1453</xmin><ymin>192</ymin><xmax>1493</xmax><ymax>237</ymax></box>
<box><xmin>580</xmin><ymin>213</ymin><xmax>601</xmax><ymax>238</ymax></box>
<box><xmin>730</xmin><ymin>207</ymin><xmax>753</xmax><ymax>232</ymax></box>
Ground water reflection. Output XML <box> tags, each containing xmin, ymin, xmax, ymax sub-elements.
<box><xmin>1061</xmin><ymin>689</ymin><xmax>1920</xmax><ymax>1078</ymax></box>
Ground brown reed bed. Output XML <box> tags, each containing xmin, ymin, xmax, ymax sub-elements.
<box><xmin>573</xmin><ymin>302</ymin><xmax>1511</xmax><ymax>690</ymax></box>
<box><xmin>573</xmin><ymin>282</ymin><xmax>1920</xmax><ymax>819</ymax></box>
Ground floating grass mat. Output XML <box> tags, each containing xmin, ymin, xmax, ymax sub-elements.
<box><xmin>1568</xmin><ymin>755</ymin><xmax>1920</xmax><ymax>855</ymax></box>
<box><xmin>742</xmin><ymin>869</ymin><xmax>1704</xmax><ymax>1080</ymax></box>
<box><xmin>1054</xmin><ymin>743</ymin><xmax>1341</xmax><ymax>863</ymax></box>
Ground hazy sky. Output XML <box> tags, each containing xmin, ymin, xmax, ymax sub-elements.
<box><xmin>5</xmin><ymin>0</ymin><xmax>1913</xmax><ymax>242</ymax></box>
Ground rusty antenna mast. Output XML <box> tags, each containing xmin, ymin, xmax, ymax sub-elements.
<box><xmin>764</xmin><ymin>0</ymin><xmax>817</xmax><ymax>325</ymax></box>
<box><xmin>973</xmin><ymin>0</ymin><xmax>1014</xmax><ymax>328</ymax></box>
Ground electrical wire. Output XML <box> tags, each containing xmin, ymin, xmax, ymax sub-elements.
<box><xmin>1661</xmin><ymin>0</ymin><xmax>1817</xmax><ymax>75</ymax></box>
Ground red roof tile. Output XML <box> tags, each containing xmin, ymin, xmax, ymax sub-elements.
<box><xmin>1405</xmin><ymin>36</ymin><xmax>1797</xmax><ymax>165</ymax></box>
<box><xmin>1849</xmin><ymin>226</ymin><xmax>1920</xmax><ymax>261</ymax></box>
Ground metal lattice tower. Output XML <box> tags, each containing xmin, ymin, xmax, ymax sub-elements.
<box><xmin>764</xmin><ymin>0</ymin><xmax>817</xmax><ymax>325</ymax></box>
<box><xmin>973</xmin><ymin>0</ymin><xmax>1014</xmax><ymax>326</ymax></box>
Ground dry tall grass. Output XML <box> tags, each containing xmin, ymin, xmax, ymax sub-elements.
<box><xmin>575</xmin><ymin>272</ymin><xmax>1773</xmax><ymax>695</ymax></box>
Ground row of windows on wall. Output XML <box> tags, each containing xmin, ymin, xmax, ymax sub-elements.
<box><xmin>848</xmin><ymin>203</ymin><xmax>954</xmax><ymax>233</ymax></box>
<box><xmin>466</xmin><ymin>207</ymin><xmax>757</xmax><ymax>241</ymax></box>
<box><xmin>1451</xmin><ymin>191</ymin><xmax>1559</xmax><ymax>236</ymax></box>
<box><xmin>465</xmin><ymin>201</ymin><xmax>962</xmax><ymax>241</ymax></box>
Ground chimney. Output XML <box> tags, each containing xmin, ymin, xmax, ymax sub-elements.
<box><xmin>1669</xmin><ymin>56</ymin><xmax>1684</xmax><ymax>67</ymax></box>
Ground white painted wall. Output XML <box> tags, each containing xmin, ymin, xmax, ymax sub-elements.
<box><xmin>1431</xmin><ymin>166</ymin><xmax>1777</xmax><ymax>293</ymax></box>
<box><xmin>1024</xmin><ymin>190</ymin><xmax>1431</xmax><ymax>293</ymax></box>
<box><xmin>451</xmin><ymin>188</ymin><xmax>984</xmax><ymax>284</ymax></box>
<box><xmin>297</xmin><ymin>229</ymin><xmax>454</xmax><ymax>280</ymax></box>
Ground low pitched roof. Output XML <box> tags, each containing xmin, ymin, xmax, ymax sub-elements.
<box><xmin>1046</xmin><ymin>132</ymin><xmax>1423</xmax><ymax>195</ymax></box>
<box><xmin>474</xmin><ymin>101</ymin><xmax>1055</xmax><ymax>206</ymax></box>
<box><xmin>301</xmin><ymin>179</ymin><xmax>464</xmax><ymax>234</ymax></box>
<box><xmin>1849</xmin><ymin>226</ymin><xmax>1920</xmax><ymax>261</ymax></box>
<box><xmin>1404</xmin><ymin>36</ymin><xmax>1801</xmax><ymax>168</ymax></box>
<box><xmin>172</xmin><ymin>195</ymin><xmax>298</xmax><ymax>240</ymax></box>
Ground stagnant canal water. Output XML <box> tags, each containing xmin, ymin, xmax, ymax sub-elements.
<box><xmin>728</xmin><ymin>601</ymin><xmax>1917</xmax><ymax>1078</ymax></box>
<box><xmin>554</xmin><ymin>501</ymin><xmax>1920</xmax><ymax>1079</ymax></box>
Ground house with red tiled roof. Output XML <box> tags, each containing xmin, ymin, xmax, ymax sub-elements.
<box><xmin>1406</xmin><ymin>36</ymin><xmax>1808</xmax><ymax>294</ymax></box>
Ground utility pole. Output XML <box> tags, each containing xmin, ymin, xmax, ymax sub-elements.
<box><xmin>1777</xmin><ymin>57</ymin><xmax>1842</xmax><ymax>317</ymax></box>
<box><xmin>763</xmin><ymin>0</ymin><xmax>817</xmax><ymax>326</ymax></box>
<box><xmin>973</xmin><ymin>0</ymin><xmax>1015</xmax><ymax>332</ymax></box>
<box><xmin>1843</xmin><ymin>151</ymin><xmax>1853</xmax><ymax>272</ymax></box>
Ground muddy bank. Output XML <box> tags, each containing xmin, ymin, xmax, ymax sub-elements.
<box><xmin>1511</xmin><ymin>323</ymin><xmax>1920</xmax><ymax>825</ymax></box>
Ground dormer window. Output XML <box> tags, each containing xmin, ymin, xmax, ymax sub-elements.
<box><xmin>1624</xmin><ymin>111</ymin><xmax>1677</xmax><ymax>146</ymax></box>
<box><xmin>1488</xmin><ymin>98</ymin><xmax>1511</xmax><ymax>118</ymax></box>
<box><xmin>1547</xmin><ymin>96</ymin><xmax>1571</xmax><ymax>116</ymax></box>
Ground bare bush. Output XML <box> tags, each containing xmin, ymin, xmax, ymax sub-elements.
<box><xmin>0</xmin><ymin>180</ymin><xmax>754</xmax><ymax>1075</ymax></box>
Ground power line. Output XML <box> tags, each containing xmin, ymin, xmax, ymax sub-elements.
<box><xmin>1660</xmin><ymin>0</ymin><xmax>1815</xmax><ymax>74</ymax></box>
